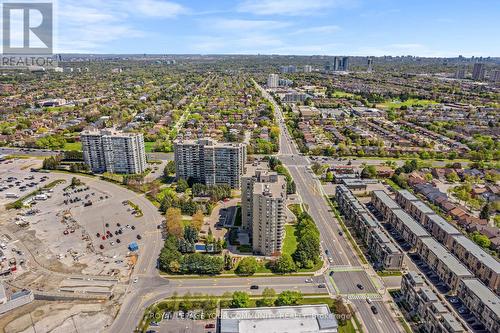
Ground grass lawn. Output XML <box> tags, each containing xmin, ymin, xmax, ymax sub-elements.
<box><xmin>377</xmin><ymin>270</ymin><xmax>403</xmax><ymax>277</ymax></box>
<box><xmin>332</xmin><ymin>90</ymin><xmax>356</xmax><ymax>98</ymax></box>
<box><xmin>282</xmin><ymin>224</ymin><xmax>298</xmax><ymax>256</ymax></box>
<box><xmin>63</xmin><ymin>141</ymin><xmax>82</xmax><ymax>151</ymax></box>
<box><xmin>377</xmin><ymin>98</ymin><xmax>438</xmax><ymax>110</ymax></box>
<box><xmin>338</xmin><ymin>319</ymin><xmax>356</xmax><ymax>333</ymax></box>
<box><xmin>144</xmin><ymin>141</ymin><xmax>155</xmax><ymax>153</ymax></box>
<box><xmin>287</xmin><ymin>204</ymin><xmax>303</xmax><ymax>218</ymax></box>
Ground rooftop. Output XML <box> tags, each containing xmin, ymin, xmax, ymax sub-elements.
<box><xmin>441</xmin><ymin>312</ymin><xmax>465</xmax><ymax>332</ymax></box>
<box><xmin>460</xmin><ymin>279</ymin><xmax>500</xmax><ymax>318</ymax></box>
<box><xmin>220</xmin><ymin>304</ymin><xmax>339</xmax><ymax>333</ymax></box>
<box><xmin>421</xmin><ymin>238</ymin><xmax>473</xmax><ymax>277</ymax></box>
<box><xmin>427</xmin><ymin>214</ymin><xmax>461</xmax><ymax>236</ymax></box>
<box><xmin>393</xmin><ymin>209</ymin><xmax>430</xmax><ymax>237</ymax></box>
<box><xmin>411</xmin><ymin>200</ymin><xmax>435</xmax><ymax>215</ymax></box>
<box><xmin>452</xmin><ymin>235</ymin><xmax>500</xmax><ymax>272</ymax></box>
<box><xmin>398</xmin><ymin>189</ymin><xmax>419</xmax><ymax>202</ymax></box>
<box><xmin>372</xmin><ymin>190</ymin><xmax>400</xmax><ymax>210</ymax></box>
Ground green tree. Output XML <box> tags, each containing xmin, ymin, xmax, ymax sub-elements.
<box><xmin>446</xmin><ymin>171</ymin><xmax>460</xmax><ymax>183</ymax></box>
<box><xmin>479</xmin><ymin>204</ymin><xmax>491</xmax><ymax>220</ymax></box>
<box><xmin>158</xmin><ymin>235</ymin><xmax>181</xmax><ymax>272</ymax></box>
<box><xmin>361</xmin><ymin>165</ymin><xmax>377</xmax><ymax>178</ymax></box>
<box><xmin>256</xmin><ymin>288</ymin><xmax>276</xmax><ymax>307</ymax></box>
<box><xmin>176</xmin><ymin>178</ymin><xmax>189</xmax><ymax>192</ymax></box>
<box><xmin>275</xmin><ymin>290</ymin><xmax>302</xmax><ymax>306</ymax></box>
<box><xmin>325</xmin><ymin>171</ymin><xmax>334</xmax><ymax>182</ymax></box>
<box><xmin>235</xmin><ymin>257</ymin><xmax>258</xmax><ymax>276</ymax></box>
<box><xmin>272</xmin><ymin>254</ymin><xmax>297</xmax><ymax>273</ymax></box>
<box><xmin>471</xmin><ymin>232</ymin><xmax>491</xmax><ymax>249</ymax></box>
<box><xmin>164</xmin><ymin>160</ymin><xmax>176</xmax><ymax>177</ymax></box>
<box><xmin>230</xmin><ymin>291</ymin><xmax>251</xmax><ymax>308</ymax></box>
<box><xmin>332</xmin><ymin>297</ymin><xmax>351</xmax><ymax>325</ymax></box>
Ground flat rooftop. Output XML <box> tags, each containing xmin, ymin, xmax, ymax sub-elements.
<box><xmin>427</xmin><ymin>214</ymin><xmax>461</xmax><ymax>235</ymax></box>
<box><xmin>441</xmin><ymin>312</ymin><xmax>465</xmax><ymax>332</ymax></box>
<box><xmin>460</xmin><ymin>279</ymin><xmax>500</xmax><ymax>318</ymax></box>
<box><xmin>421</xmin><ymin>238</ymin><xmax>472</xmax><ymax>277</ymax></box>
<box><xmin>452</xmin><ymin>235</ymin><xmax>500</xmax><ymax>272</ymax></box>
<box><xmin>411</xmin><ymin>200</ymin><xmax>435</xmax><ymax>215</ymax></box>
<box><xmin>398</xmin><ymin>189</ymin><xmax>419</xmax><ymax>202</ymax></box>
<box><xmin>405</xmin><ymin>271</ymin><xmax>424</xmax><ymax>285</ymax></box>
<box><xmin>393</xmin><ymin>209</ymin><xmax>430</xmax><ymax>237</ymax></box>
<box><xmin>372</xmin><ymin>190</ymin><xmax>400</xmax><ymax>209</ymax></box>
<box><xmin>220</xmin><ymin>304</ymin><xmax>339</xmax><ymax>333</ymax></box>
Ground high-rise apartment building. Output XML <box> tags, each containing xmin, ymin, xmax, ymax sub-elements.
<box><xmin>242</xmin><ymin>165</ymin><xmax>286</xmax><ymax>256</ymax></box>
<box><xmin>490</xmin><ymin>69</ymin><xmax>500</xmax><ymax>83</ymax></box>
<box><xmin>280</xmin><ymin>65</ymin><xmax>297</xmax><ymax>73</ymax></box>
<box><xmin>267</xmin><ymin>74</ymin><xmax>279</xmax><ymax>88</ymax></box>
<box><xmin>324</xmin><ymin>56</ymin><xmax>349</xmax><ymax>72</ymax></box>
<box><xmin>367</xmin><ymin>58</ymin><xmax>373</xmax><ymax>72</ymax></box>
<box><xmin>81</xmin><ymin>128</ymin><xmax>147</xmax><ymax>174</ymax></box>
<box><xmin>303</xmin><ymin>65</ymin><xmax>312</xmax><ymax>73</ymax></box>
<box><xmin>173</xmin><ymin>138</ymin><xmax>247</xmax><ymax>189</ymax></box>
<box><xmin>455</xmin><ymin>66</ymin><xmax>466</xmax><ymax>79</ymax></box>
<box><xmin>472</xmin><ymin>63</ymin><xmax>485</xmax><ymax>80</ymax></box>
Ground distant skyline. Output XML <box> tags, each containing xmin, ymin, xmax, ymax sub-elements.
<box><xmin>21</xmin><ymin>0</ymin><xmax>500</xmax><ymax>56</ymax></box>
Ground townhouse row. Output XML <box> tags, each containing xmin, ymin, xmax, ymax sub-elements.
<box><xmin>395</xmin><ymin>189</ymin><xmax>500</xmax><ymax>295</ymax></box>
<box><xmin>401</xmin><ymin>272</ymin><xmax>465</xmax><ymax>333</ymax></box>
<box><xmin>336</xmin><ymin>185</ymin><xmax>403</xmax><ymax>271</ymax></box>
<box><xmin>371</xmin><ymin>190</ymin><xmax>500</xmax><ymax>333</ymax></box>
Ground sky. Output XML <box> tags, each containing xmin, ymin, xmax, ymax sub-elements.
<box><xmin>10</xmin><ymin>0</ymin><xmax>500</xmax><ymax>56</ymax></box>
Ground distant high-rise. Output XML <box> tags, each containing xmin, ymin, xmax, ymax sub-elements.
<box><xmin>303</xmin><ymin>65</ymin><xmax>312</xmax><ymax>73</ymax></box>
<box><xmin>324</xmin><ymin>56</ymin><xmax>349</xmax><ymax>72</ymax></box>
<box><xmin>367</xmin><ymin>58</ymin><xmax>373</xmax><ymax>72</ymax></box>
<box><xmin>242</xmin><ymin>167</ymin><xmax>286</xmax><ymax>256</ymax></box>
<box><xmin>267</xmin><ymin>74</ymin><xmax>279</xmax><ymax>88</ymax></box>
<box><xmin>341</xmin><ymin>57</ymin><xmax>349</xmax><ymax>71</ymax></box>
<box><xmin>472</xmin><ymin>63</ymin><xmax>485</xmax><ymax>81</ymax></box>
<box><xmin>280</xmin><ymin>65</ymin><xmax>297</xmax><ymax>73</ymax></box>
<box><xmin>174</xmin><ymin>138</ymin><xmax>247</xmax><ymax>189</ymax></box>
<box><xmin>455</xmin><ymin>67</ymin><xmax>466</xmax><ymax>79</ymax></box>
<box><xmin>81</xmin><ymin>128</ymin><xmax>147</xmax><ymax>174</ymax></box>
<box><xmin>489</xmin><ymin>69</ymin><xmax>500</xmax><ymax>83</ymax></box>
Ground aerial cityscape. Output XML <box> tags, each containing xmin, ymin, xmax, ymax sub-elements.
<box><xmin>0</xmin><ymin>0</ymin><xmax>498</xmax><ymax>333</ymax></box>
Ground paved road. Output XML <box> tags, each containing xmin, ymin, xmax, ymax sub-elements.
<box><xmin>257</xmin><ymin>83</ymin><xmax>404</xmax><ymax>333</ymax></box>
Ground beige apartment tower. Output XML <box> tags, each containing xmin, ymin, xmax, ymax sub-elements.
<box><xmin>173</xmin><ymin>138</ymin><xmax>247</xmax><ymax>189</ymax></box>
<box><xmin>242</xmin><ymin>166</ymin><xmax>287</xmax><ymax>256</ymax></box>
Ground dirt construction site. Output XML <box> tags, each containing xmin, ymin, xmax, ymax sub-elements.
<box><xmin>0</xmin><ymin>157</ymin><xmax>163</xmax><ymax>332</ymax></box>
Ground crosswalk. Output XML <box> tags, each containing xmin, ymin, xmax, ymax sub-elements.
<box><xmin>329</xmin><ymin>265</ymin><xmax>364</xmax><ymax>272</ymax></box>
<box><xmin>345</xmin><ymin>293</ymin><xmax>382</xmax><ymax>300</ymax></box>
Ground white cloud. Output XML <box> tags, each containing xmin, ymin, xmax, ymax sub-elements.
<box><xmin>135</xmin><ymin>0</ymin><xmax>189</xmax><ymax>18</ymax></box>
<box><xmin>209</xmin><ymin>19</ymin><xmax>291</xmax><ymax>31</ymax></box>
<box><xmin>290</xmin><ymin>25</ymin><xmax>341</xmax><ymax>35</ymax></box>
<box><xmin>238</xmin><ymin>0</ymin><xmax>355</xmax><ymax>16</ymax></box>
<box><xmin>53</xmin><ymin>0</ymin><xmax>186</xmax><ymax>52</ymax></box>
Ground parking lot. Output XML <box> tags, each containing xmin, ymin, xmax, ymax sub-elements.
<box><xmin>0</xmin><ymin>158</ymin><xmax>153</xmax><ymax>278</ymax></box>
<box><xmin>0</xmin><ymin>158</ymin><xmax>49</xmax><ymax>206</ymax></box>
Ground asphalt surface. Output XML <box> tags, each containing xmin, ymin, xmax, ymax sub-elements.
<box><xmin>258</xmin><ymin>84</ymin><xmax>404</xmax><ymax>333</ymax></box>
<box><xmin>109</xmin><ymin>85</ymin><xmax>406</xmax><ymax>333</ymax></box>
<box><xmin>330</xmin><ymin>271</ymin><xmax>378</xmax><ymax>295</ymax></box>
